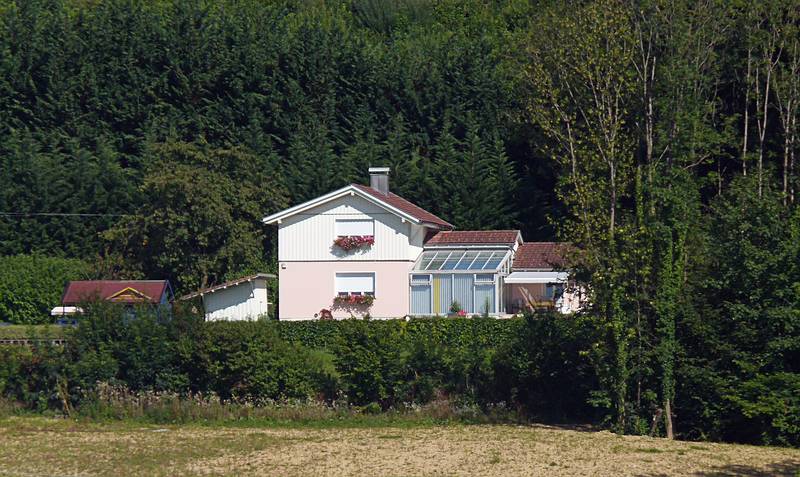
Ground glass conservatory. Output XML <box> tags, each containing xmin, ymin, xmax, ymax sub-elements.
<box><xmin>409</xmin><ymin>249</ymin><xmax>512</xmax><ymax>315</ymax></box>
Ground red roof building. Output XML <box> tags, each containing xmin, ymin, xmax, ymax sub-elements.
<box><xmin>425</xmin><ymin>230</ymin><xmax>521</xmax><ymax>247</ymax></box>
<box><xmin>261</xmin><ymin>166</ymin><xmax>580</xmax><ymax>317</ymax></box>
<box><xmin>61</xmin><ymin>280</ymin><xmax>173</xmax><ymax>306</ymax></box>
<box><xmin>512</xmin><ymin>242</ymin><xmax>569</xmax><ymax>270</ymax></box>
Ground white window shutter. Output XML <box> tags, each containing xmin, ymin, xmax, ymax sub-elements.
<box><xmin>336</xmin><ymin>219</ymin><xmax>374</xmax><ymax>236</ymax></box>
<box><xmin>335</xmin><ymin>273</ymin><xmax>375</xmax><ymax>294</ymax></box>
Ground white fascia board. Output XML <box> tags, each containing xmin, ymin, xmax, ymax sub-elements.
<box><xmin>262</xmin><ymin>185</ymin><xmax>422</xmax><ymax>225</ymax></box>
<box><xmin>423</xmin><ymin>244</ymin><xmax>515</xmax><ymax>249</ymax></box>
<box><xmin>504</xmin><ymin>271</ymin><xmax>569</xmax><ymax>284</ymax></box>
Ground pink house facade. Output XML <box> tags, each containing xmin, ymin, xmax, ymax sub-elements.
<box><xmin>263</xmin><ymin>167</ymin><xmax>581</xmax><ymax>320</ymax></box>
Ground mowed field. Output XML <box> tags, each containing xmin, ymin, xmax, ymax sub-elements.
<box><xmin>0</xmin><ymin>418</ymin><xmax>798</xmax><ymax>477</ymax></box>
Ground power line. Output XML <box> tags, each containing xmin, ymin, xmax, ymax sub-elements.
<box><xmin>0</xmin><ymin>212</ymin><xmax>130</xmax><ymax>217</ymax></box>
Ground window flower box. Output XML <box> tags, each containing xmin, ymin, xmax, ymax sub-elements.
<box><xmin>333</xmin><ymin>235</ymin><xmax>374</xmax><ymax>251</ymax></box>
<box><xmin>333</xmin><ymin>293</ymin><xmax>375</xmax><ymax>307</ymax></box>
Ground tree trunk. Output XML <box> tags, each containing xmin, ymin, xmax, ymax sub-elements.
<box><xmin>649</xmin><ymin>408</ymin><xmax>663</xmax><ymax>437</ymax></box>
<box><xmin>742</xmin><ymin>47</ymin><xmax>752</xmax><ymax>176</ymax></box>
<box><xmin>784</xmin><ymin>126</ymin><xmax>791</xmax><ymax>205</ymax></box>
<box><xmin>755</xmin><ymin>63</ymin><xmax>772</xmax><ymax>198</ymax></box>
<box><xmin>664</xmin><ymin>399</ymin><xmax>674</xmax><ymax>439</ymax></box>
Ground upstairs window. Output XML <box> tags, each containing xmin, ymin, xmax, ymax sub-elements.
<box><xmin>335</xmin><ymin>273</ymin><xmax>375</xmax><ymax>296</ymax></box>
<box><xmin>336</xmin><ymin>219</ymin><xmax>374</xmax><ymax>237</ymax></box>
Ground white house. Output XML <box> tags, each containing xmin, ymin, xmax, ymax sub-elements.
<box><xmin>180</xmin><ymin>273</ymin><xmax>274</xmax><ymax>321</ymax></box>
<box><xmin>263</xmin><ymin>167</ymin><xmax>580</xmax><ymax>320</ymax></box>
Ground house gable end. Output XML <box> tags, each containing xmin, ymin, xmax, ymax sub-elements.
<box><xmin>263</xmin><ymin>185</ymin><xmax>423</xmax><ymax>226</ymax></box>
<box><xmin>277</xmin><ymin>193</ymin><xmax>425</xmax><ymax>262</ymax></box>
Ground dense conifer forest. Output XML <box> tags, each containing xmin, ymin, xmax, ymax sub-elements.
<box><xmin>0</xmin><ymin>0</ymin><xmax>798</xmax><ymax>445</ymax></box>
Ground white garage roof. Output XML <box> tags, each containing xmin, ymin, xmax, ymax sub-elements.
<box><xmin>504</xmin><ymin>271</ymin><xmax>568</xmax><ymax>284</ymax></box>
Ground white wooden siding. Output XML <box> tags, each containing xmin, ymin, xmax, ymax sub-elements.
<box><xmin>204</xmin><ymin>278</ymin><xmax>269</xmax><ymax>321</ymax></box>
<box><xmin>278</xmin><ymin>195</ymin><xmax>421</xmax><ymax>262</ymax></box>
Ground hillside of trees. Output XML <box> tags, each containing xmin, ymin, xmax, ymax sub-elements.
<box><xmin>1</xmin><ymin>0</ymin><xmax>798</xmax><ymax>444</ymax></box>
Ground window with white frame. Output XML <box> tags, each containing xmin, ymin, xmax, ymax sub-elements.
<box><xmin>474</xmin><ymin>273</ymin><xmax>494</xmax><ymax>284</ymax></box>
<box><xmin>335</xmin><ymin>273</ymin><xmax>375</xmax><ymax>296</ymax></box>
<box><xmin>335</xmin><ymin>219</ymin><xmax>374</xmax><ymax>237</ymax></box>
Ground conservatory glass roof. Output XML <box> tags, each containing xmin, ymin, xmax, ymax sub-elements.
<box><xmin>413</xmin><ymin>249</ymin><xmax>511</xmax><ymax>272</ymax></box>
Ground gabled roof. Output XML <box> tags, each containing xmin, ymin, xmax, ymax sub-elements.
<box><xmin>61</xmin><ymin>280</ymin><xmax>172</xmax><ymax>305</ymax></box>
<box><xmin>425</xmin><ymin>230</ymin><xmax>522</xmax><ymax>247</ymax></box>
<box><xmin>351</xmin><ymin>184</ymin><xmax>453</xmax><ymax>229</ymax></box>
<box><xmin>512</xmin><ymin>242</ymin><xmax>570</xmax><ymax>270</ymax></box>
<box><xmin>179</xmin><ymin>273</ymin><xmax>276</xmax><ymax>301</ymax></box>
<box><xmin>262</xmin><ymin>184</ymin><xmax>453</xmax><ymax>230</ymax></box>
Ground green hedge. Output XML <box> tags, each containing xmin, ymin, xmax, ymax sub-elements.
<box><xmin>0</xmin><ymin>308</ymin><xmax>595</xmax><ymax>424</ymax></box>
<box><xmin>272</xmin><ymin>317</ymin><xmax>523</xmax><ymax>350</ymax></box>
<box><xmin>0</xmin><ymin>255</ymin><xmax>90</xmax><ymax>325</ymax></box>
<box><xmin>4</xmin><ymin>308</ymin><xmax>795</xmax><ymax>446</ymax></box>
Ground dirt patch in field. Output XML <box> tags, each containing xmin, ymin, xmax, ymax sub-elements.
<box><xmin>0</xmin><ymin>419</ymin><xmax>798</xmax><ymax>476</ymax></box>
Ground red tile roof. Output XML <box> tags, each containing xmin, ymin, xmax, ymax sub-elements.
<box><xmin>512</xmin><ymin>242</ymin><xmax>570</xmax><ymax>270</ymax></box>
<box><xmin>426</xmin><ymin>230</ymin><xmax>521</xmax><ymax>246</ymax></box>
<box><xmin>61</xmin><ymin>280</ymin><xmax>171</xmax><ymax>305</ymax></box>
<box><xmin>352</xmin><ymin>184</ymin><xmax>453</xmax><ymax>229</ymax></box>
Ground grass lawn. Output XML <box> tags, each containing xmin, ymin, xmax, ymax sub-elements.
<box><xmin>0</xmin><ymin>417</ymin><xmax>798</xmax><ymax>476</ymax></box>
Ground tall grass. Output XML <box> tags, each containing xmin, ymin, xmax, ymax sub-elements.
<box><xmin>0</xmin><ymin>397</ymin><xmax>24</xmax><ymax>417</ymax></box>
<box><xmin>76</xmin><ymin>382</ymin><xmax>523</xmax><ymax>427</ymax></box>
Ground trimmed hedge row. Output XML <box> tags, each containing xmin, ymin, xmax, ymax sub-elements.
<box><xmin>0</xmin><ymin>307</ymin><xmax>597</xmax><ymax>422</ymax></box>
<box><xmin>271</xmin><ymin>317</ymin><xmax>524</xmax><ymax>350</ymax></box>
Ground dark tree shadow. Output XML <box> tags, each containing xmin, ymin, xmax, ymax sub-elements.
<box><xmin>638</xmin><ymin>459</ymin><xmax>800</xmax><ymax>477</ymax></box>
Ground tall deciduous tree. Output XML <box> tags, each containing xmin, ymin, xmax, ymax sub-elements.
<box><xmin>103</xmin><ymin>142</ymin><xmax>288</xmax><ymax>292</ymax></box>
<box><xmin>525</xmin><ymin>0</ymin><xmax>639</xmax><ymax>431</ymax></box>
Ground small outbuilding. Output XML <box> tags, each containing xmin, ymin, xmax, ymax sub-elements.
<box><xmin>53</xmin><ymin>280</ymin><xmax>174</xmax><ymax>318</ymax></box>
<box><xmin>56</xmin><ymin>280</ymin><xmax>173</xmax><ymax>310</ymax></box>
<box><xmin>180</xmin><ymin>273</ymin><xmax>275</xmax><ymax>321</ymax></box>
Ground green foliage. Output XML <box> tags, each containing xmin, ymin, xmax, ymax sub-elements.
<box><xmin>492</xmin><ymin>313</ymin><xmax>596</xmax><ymax>420</ymax></box>
<box><xmin>67</xmin><ymin>302</ymin><xmax>190</xmax><ymax>393</ymax></box>
<box><xmin>0</xmin><ymin>0</ymin><xmax>799</xmax><ymax>448</ymax></box>
<box><xmin>202</xmin><ymin>321</ymin><xmax>340</xmax><ymax>401</ymax></box>
<box><xmin>102</xmin><ymin>142</ymin><xmax>288</xmax><ymax>292</ymax></box>
<box><xmin>0</xmin><ymin>344</ymin><xmax>66</xmax><ymax>411</ymax></box>
<box><xmin>0</xmin><ymin>255</ymin><xmax>89</xmax><ymax>324</ymax></box>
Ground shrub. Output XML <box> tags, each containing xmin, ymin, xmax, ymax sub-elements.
<box><xmin>0</xmin><ymin>345</ymin><xmax>66</xmax><ymax>411</ymax></box>
<box><xmin>67</xmin><ymin>303</ymin><xmax>190</xmax><ymax>394</ymax></box>
<box><xmin>202</xmin><ymin>321</ymin><xmax>341</xmax><ymax>401</ymax></box>
<box><xmin>492</xmin><ymin>313</ymin><xmax>597</xmax><ymax>421</ymax></box>
<box><xmin>725</xmin><ymin>372</ymin><xmax>800</xmax><ymax>447</ymax></box>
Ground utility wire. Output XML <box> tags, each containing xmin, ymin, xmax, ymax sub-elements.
<box><xmin>0</xmin><ymin>212</ymin><xmax>130</xmax><ymax>217</ymax></box>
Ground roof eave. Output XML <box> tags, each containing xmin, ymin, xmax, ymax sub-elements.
<box><xmin>178</xmin><ymin>273</ymin><xmax>277</xmax><ymax>301</ymax></box>
<box><xmin>262</xmin><ymin>185</ymin><xmax>423</xmax><ymax>226</ymax></box>
<box><xmin>424</xmin><ymin>243</ymin><xmax>516</xmax><ymax>249</ymax></box>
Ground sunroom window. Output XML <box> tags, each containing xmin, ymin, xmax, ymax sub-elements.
<box><xmin>454</xmin><ymin>251</ymin><xmax>479</xmax><ymax>270</ymax></box>
<box><xmin>413</xmin><ymin>249</ymin><xmax>510</xmax><ymax>272</ymax></box>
